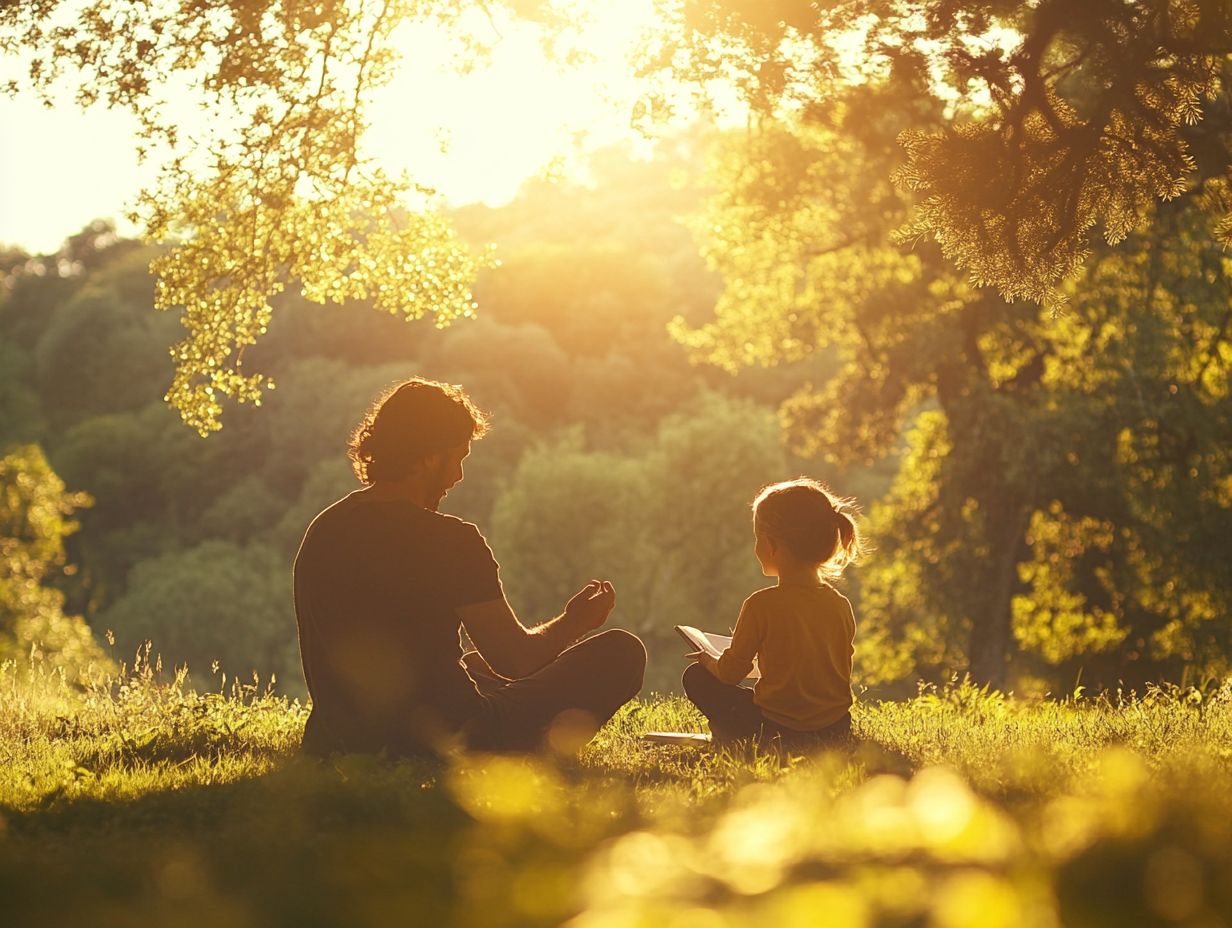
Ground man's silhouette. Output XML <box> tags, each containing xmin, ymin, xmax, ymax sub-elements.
<box><xmin>293</xmin><ymin>377</ymin><xmax>646</xmax><ymax>756</ymax></box>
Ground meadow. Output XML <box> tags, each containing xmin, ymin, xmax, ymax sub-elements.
<box><xmin>3</xmin><ymin>652</ymin><xmax>1230</xmax><ymax>928</ymax></box>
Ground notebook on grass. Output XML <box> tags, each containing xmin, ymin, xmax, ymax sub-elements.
<box><xmin>641</xmin><ymin>731</ymin><xmax>712</xmax><ymax>746</ymax></box>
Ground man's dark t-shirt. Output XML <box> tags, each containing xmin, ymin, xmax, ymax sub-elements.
<box><xmin>293</xmin><ymin>490</ymin><xmax>503</xmax><ymax>755</ymax></box>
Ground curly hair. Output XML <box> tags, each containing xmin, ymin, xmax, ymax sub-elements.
<box><xmin>752</xmin><ymin>477</ymin><xmax>863</xmax><ymax>580</ymax></box>
<box><xmin>347</xmin><ymin>378</ymin><xmax>490</xmax><ymax>485</ymax></box>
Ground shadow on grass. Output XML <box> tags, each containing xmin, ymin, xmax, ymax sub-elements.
<box><xmin>589</xmin><ymin>723</ymin><xmax>918</xmax><ymax>793</ymax></box>
<box><xmin>0</xmin><ymin>755</ymin><xmax>491</xmax><ymax>928</ymax></box>
<box><xmin>1</xmin><ymin>701</ymin><xmax>924</xmax><ymax>928</ymax></box>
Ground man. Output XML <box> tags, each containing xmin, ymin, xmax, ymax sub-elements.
<box><xmin>293</xmin><ymin>377</ymin><xmax>646</xmax><ymax>756</ymax></box>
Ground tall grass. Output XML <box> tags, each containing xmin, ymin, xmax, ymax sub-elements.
<box><xmin>3</xmin><ymin>652</ymin><xmax>1230</xmax><ymax>927</ymax></box>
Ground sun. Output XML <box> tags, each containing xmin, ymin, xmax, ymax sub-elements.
<box><xmin>366</xmin><ymin>0</ymin><xmax>666</xmax><ymax>209</ymax></box>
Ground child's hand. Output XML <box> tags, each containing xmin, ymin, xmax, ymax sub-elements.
<box><xmin>685</xmin><ymin>651</ymin><xmax>719</xmax><ymax>675</ymax></box>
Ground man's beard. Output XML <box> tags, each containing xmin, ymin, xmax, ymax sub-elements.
<box><xmin>429</xmin><ymin>458</ymin><xmax>454</xmax><ymax>510</ymax></box>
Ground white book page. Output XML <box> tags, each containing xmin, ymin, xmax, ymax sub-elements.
<box><xmin>675</xmin><ymin>625</ymin><xmax>760</xmax><ymax>679</ymax></box>
<box><xmin>675</xmin><ymin>625</ymin><xmax>731</xmax><ymax>659</ymax></box>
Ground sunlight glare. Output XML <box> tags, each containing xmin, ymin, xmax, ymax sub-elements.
<box><xmin>367</xmin><ymin>0</ymin><xmax>665</xmax><ymax>208</ymax></box>
<box><xmin>0</xmin><ymin>0</ymin><xmax>671</xmax><ymax>251</ymax></box>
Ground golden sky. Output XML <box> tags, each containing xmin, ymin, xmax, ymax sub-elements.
<box><xmin>0</xmin><ymin>0</ymin><xmax>668</xmax><ymax>253</ymax></box>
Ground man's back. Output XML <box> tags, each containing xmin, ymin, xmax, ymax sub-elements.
<box><xmin>293</xmin><ymin>491</ymin><xmax>502</xmax><ymax>755</ymax></box>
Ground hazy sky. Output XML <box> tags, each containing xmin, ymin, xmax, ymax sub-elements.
<box><xmin>0</xmin><ymin>3</ymin><xmax>663</xmax><ymax>254</ymax></box>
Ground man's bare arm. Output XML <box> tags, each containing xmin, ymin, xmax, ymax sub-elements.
<box><xmin>458</xmin><ymin>581</ymin><xmax>615</xmax><ymax>679</ymax></box>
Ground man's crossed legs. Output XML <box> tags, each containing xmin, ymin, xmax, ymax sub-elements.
<box><xmin>462</xmin><ymin>629</ymin><xmax>646</xmax><ymax>752</ymax></box>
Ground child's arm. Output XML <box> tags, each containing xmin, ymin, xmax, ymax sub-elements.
<box><xmin>705</xmin><ymin>598</ymin><xmax>761</xmax><ymax>684</ymax></box>
<box><xmin>689</xmin><ymin>650</ymin><xmax>721</xmax><ymax>676</ymax></box>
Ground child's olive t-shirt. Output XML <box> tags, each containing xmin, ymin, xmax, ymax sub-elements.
<box><xmin>714</xmin><ymin>581</ymin><xmax>855</xmax><ymax>730</ymax></box>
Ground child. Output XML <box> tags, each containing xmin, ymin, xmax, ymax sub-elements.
<box><xmin>683</xmin><ymin>477</ymin><xmax>861</xmax><ymax>747</ymax></box>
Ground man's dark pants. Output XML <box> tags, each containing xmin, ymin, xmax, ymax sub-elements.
<box><xmin>463</xmin><ymin>629</ymin><xmax>646</xmax><ymax>752</ymax></box>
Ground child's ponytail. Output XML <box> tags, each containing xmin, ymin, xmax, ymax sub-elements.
<box><xmin>826</xmin><ymin>505</ymin><xmax>861</xmax><ymax>579</ymax></box>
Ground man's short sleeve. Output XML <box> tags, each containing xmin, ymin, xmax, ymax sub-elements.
<box><xmin>448</xmin><ymin>521</ymin><xmax>504</xmax><ymax>608</ymax></box>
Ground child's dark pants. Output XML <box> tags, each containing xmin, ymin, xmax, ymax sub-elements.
<box><xmin>682</xmin><ymin>661</ymin><xmax>851</xmax><ymax>748</ymax></box>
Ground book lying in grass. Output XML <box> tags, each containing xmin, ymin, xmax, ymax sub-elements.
<box><xmin>642</xmin><ymin>731</ymin><xmax>712</xmax><ymax>746</ymax></box>
<box><xmin>675</xmin><ymin>625</ymin><xmax>761</xmax><ymax>679</ymax></box>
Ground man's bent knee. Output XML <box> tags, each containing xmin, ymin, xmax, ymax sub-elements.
<box><xmin>591</xmin><ymin>629</ymin><xmax>646</xmax><ymax>700</ymax></box>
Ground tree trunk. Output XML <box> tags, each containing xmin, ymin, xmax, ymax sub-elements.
<box><xmin>967</xmin><ymin>502</ymin><xmax>1031</xmax><ymax>690</ymax></box>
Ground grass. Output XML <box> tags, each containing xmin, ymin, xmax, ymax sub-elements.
<box><xmin>3</xmin><ymin>653</ymin><xmax>1232</xmax><ymax>928</ymax></box>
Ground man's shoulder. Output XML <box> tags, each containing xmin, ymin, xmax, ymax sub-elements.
<box><xmin>433</xmin><ymin>510</ymin><xmax>479</xmax><ymax>531</ymax></box>
<box><xmin>301</xmin><ymin>490</ymin><xmax>365</xmax><ymax>538</ymax></box>
<box><xmin>305</xmin><ymin>497</ymin><xmax>486</xmax><ymax>544</ymax></box>
<box><xmin>428</xmin><ymin>510</ymin><xmax>489</xmax><ymax>545</ymax></box>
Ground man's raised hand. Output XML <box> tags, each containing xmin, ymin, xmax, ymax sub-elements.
<box><xmin>564</xmin><ymin>579</ymin><xmax>616</xmax><ymax>632</ymax></box>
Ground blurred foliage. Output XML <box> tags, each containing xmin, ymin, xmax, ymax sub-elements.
<box><xmin>4</xmin><ymin>655</ymin><xmax>1232</xmax><ymax>926</ymax></box>
<box><xmin>11</xmin><ymin>1</ymin><xmax>1229</xmax><ymax>430</ymax></box>
<box><xmin>0</xmin><ymin>444</ymin><xmax>110</xmax><ymax>682</ymax></box>
<box><xmin>490</xmin><ymin>393</ymin><xmax>791</xmax><ymax>691</ymax></box>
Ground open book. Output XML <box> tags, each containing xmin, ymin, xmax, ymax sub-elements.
<box><xmin>675</xmin><ymin>625</ymin><xmax>761</xmax><ymax>679</ymax></box>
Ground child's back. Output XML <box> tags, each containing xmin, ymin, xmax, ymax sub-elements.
<box><xmin>740</xmin><ymin>582</ymin><xmax>855</xmax><ymax>730</ymax></box>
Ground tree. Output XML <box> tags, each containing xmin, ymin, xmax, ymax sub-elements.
<box><xmin>641</xmin><ymin>2</ymin><xmax>1232</xmax><ymax>687</ymax></box>
<box><xmin>2</xmin><ymin>1</ymin><xmax>562</xmax><ymax>433</ymax></box>
<box><xmin>0</xmin><ymin>444</ymin><xmax>109</xmax><ymax>680</ymax></box>
<box><xmin>98</xmin><ymin>540</ymin><xmax>298</xmax><ymax>688</ymax></box>
<box><xmin>648</xmin><ymin>0</ymin><xmax>1232</xmax><ymax>303</ymax></box>
<box><xmin>32</xmin><ymin>245</ymin><xmax>178</xmax><ymax>429</ymax></box>
<box><xmin>666</xmin><ymin>56</ymin><xmax>1232</xmax><ymax>688</ymax></box>
<box><xmin>1033</xmin><ymin>203</ymin><xmax>1232</xmax><ymax>685</ymax></box>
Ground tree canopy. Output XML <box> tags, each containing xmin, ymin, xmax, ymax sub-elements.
<box><xmin>1</xmin><ymin>0</ymin><xmax>529</xmax><ymax>432</ymax></box>
<box><xmin>0</xmin><ymin>444</ymin><xmax>109</xmax><ymax>680</ymax></box>
<box><xmin>648</xmin><ymin>0</ymin><xmax>1232</xmax><ymax>303</ymax></box>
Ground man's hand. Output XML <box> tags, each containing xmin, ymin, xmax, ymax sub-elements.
<box><xmin>564</xmin><ymin>579</ymin><xmax>616</xmax><ymax>633</ymax></box>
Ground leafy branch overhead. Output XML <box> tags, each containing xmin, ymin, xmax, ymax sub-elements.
<box><xmin>1</xmin><ymin>0</ymin><xmax>510</xmax><ymax>434</ymax></box>
<box><xmin>648</xmin><ymin>0</ymin><xmax>1232</xmax><ymax>305</ymax></box>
